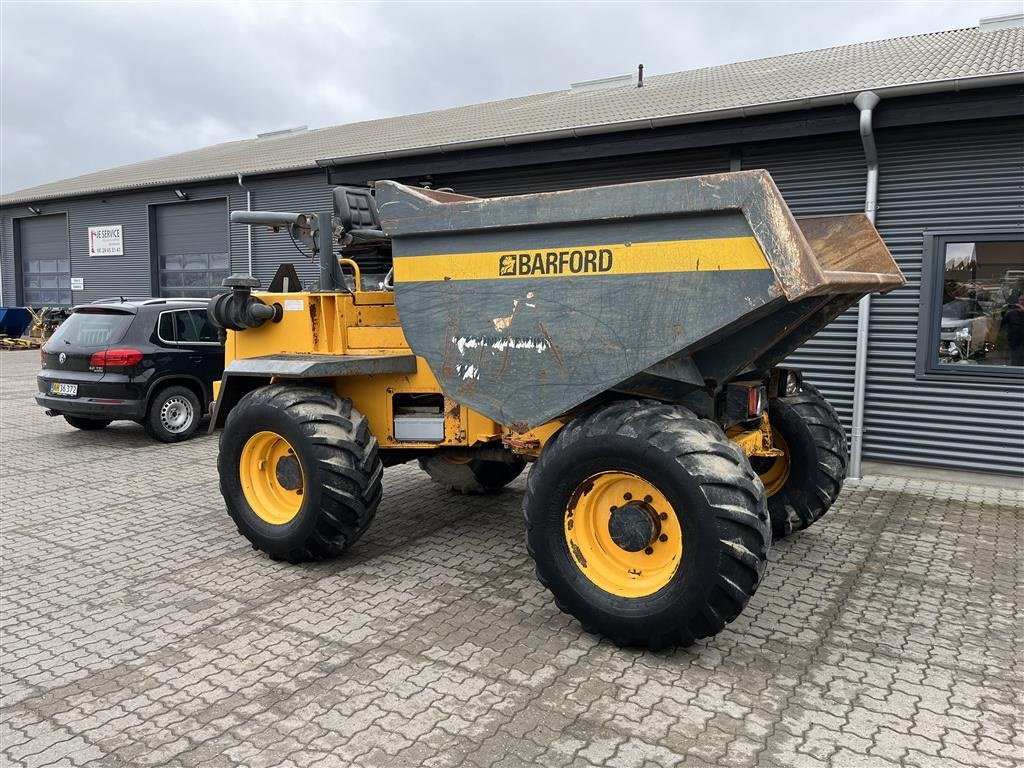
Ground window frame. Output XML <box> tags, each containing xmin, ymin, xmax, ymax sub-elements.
<box><xmin>156</xmin><ymin>308</ymin><xmax>221</xmax><ymax>346</ymax></box>
<box><xmin>916</xmin><ymin>229</ymin><xmax>1024</xmax><ymax>382</ymax></box>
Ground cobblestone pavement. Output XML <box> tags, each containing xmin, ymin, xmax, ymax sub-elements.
<box><xmin>1</xmin><ymin>349</ymin><xmax>1022</xmax><ymax>768</ymax></box>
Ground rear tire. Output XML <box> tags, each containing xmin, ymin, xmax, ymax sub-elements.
<box><xmin>219</xmin><ymin>384</ymin><xmax>383</xmax><ymax>563</ymax></box>
<box><xmin>144</xmin><ymin>385</ymin><xmax>201</xmax><ymax>443</ymax></box>
<box><xmin>758</xmin><ymin>383</ymin><xmax>848</xmax><ymax>539</ymax></box>
<box><xmin>418</xmin><ymin>454</ymin><xmax>526</xmax><ymax>494</ymax></box>
<box><xmin>524</xmin><ymin>399</ymin><xmax>770</xmax><ymax>650</ymax></box>
<box><xmin>63</xmin><ymin>415</ymin><xmax>111</xmax><ymax>431</ymax></box>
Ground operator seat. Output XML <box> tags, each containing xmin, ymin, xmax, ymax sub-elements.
<box><xmin>333</xmin><ymin>187</ymin><xmax>386</xmax><ymax>242</ymax></box>
<box><xmin>333</xmin><ymin>186</ymin><xmax>392</xmax><ymax>288</ymax></box>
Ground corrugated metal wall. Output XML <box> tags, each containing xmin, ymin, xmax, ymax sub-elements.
<box><xmin>1</xmin><ymin>212</ymin><xmax>16</xmax><ymax>306</ymax></box>
<box><xmin>864</xmin><ymin>117</ymin><xmax>1024</xmax><ymax>474</ymax></box>
<box><xmin>0</xmin><ymin>177</ymin><xmax>328</xmax><ymax>304</ymax></box>
<box><xmin>244</xmin><ymin>173</ymin><xmax>335</xmax><ymax>288</ymax></box>
<box><xmin>1</xmin><ymin>113</ymin><xmax>1020</xmax><ymax>475</ymax></box>
<box><xmin>442</xmin><ymin>148</ymin><xmax>730</xmax><ymax>197</ymax></box>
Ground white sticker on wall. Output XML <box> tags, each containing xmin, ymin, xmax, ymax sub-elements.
<box><xmin>70</xmin><ymin>277</ymin><xmax>84</xmax><ymax>291</ymax></box>
<box><xmin>88</xmin><ymin>225</ymin><xmax>123</xmax><ymax>256</ymax></box>
<box><xmin>283</xmin><ymin>299</ymin><xmax>304</xmax><ymax>311</ymax></box>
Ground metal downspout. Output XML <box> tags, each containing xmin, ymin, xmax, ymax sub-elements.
<box><xmin>237</xmin><ymin>174</ymin><xmax>252</xmax><ymax>275</ymax></box>
<box><xmin>850</xmin><ymin>90</ymin><xmax>880</xmax><ymax>480</ymax></box>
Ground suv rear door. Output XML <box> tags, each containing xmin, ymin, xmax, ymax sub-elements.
<box><xmin>156</xmin><ymin>307</ymin><xmax>224</xmax><ymax>404</ymax></box>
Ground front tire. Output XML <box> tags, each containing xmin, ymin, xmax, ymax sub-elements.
<box><xmin>144</xmin><ymin>385</ymin><xmax>200</xmax><ymax>442</ymax></box>
<box><xmin>219</xmin><ymin>384</ymin><xmax>383</xmax><ymax>563</ymax></box>
<box><xmin>524</xmin><ymin>399</ymin><xmax>770</xmax><ymax>650</ymax></box>
<box><xmin>755</xmin><ymin>383</ymin><xmax>848</xmax><ymax>538</ymax></box>
<box><xmin>418</xmin><ymin>454</ymin><xmax>526</xmax><ymax>494</ymax></box>
<box><xmin>63</xmin><ymin>415</ymin><xmax>111</xmax><ymax>431</ymax></box>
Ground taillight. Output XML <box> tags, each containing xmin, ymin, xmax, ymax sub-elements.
<box><xmin>40</xmin><ymin>346</ymin><xmax>47</xmax><ymax>366</ymax></box>
<box><xmin>90</xmin><ymin>348</ymin><xmax>143</xmax><ymax>372</ymax></box>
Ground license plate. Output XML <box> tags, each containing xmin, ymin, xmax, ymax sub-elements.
<box><xmin>50</xmin><ymin>382</ymin><xmax>78</xmax><ymax>397</ymax></box>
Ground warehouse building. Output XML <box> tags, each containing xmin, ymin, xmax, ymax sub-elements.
<box><xmin>2</xmin><ymin>18</ymin><xmax>1022</xmax><ymax>479</ymax></box>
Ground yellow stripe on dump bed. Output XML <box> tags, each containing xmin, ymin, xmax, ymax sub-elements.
<box><xmin>393</xmin><ymin>236</ymin><xmax>769</xmax><ymax>283</ymax></box>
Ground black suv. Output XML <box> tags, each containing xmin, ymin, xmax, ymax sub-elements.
<box><xmin>37</xmin><ymin>298</ymin><xmax>224</xmax><ymax>442</ymax></box>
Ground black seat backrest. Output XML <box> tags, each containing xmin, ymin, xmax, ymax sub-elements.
<box><xmin>333</xmin><ymin>187</ymin><xmax>380</xmax><ymax>231</ymax></box>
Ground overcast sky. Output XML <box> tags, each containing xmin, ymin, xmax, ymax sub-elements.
<box><xmin>1</xmin><ymin>0</ymin><xmax>1019</xmax><ymax>194</ymax></box>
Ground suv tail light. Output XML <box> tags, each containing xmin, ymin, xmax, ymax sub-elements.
<box><xmin>90</xmin><ymin>348</ymin><xmax>143</xmax><ymax>372</ymax></box>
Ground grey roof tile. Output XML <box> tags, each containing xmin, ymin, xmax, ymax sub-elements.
<box><xmin>3</xmin><ymin>24</ymin><xmax>1021</xmax><ymax>205</ymax></box>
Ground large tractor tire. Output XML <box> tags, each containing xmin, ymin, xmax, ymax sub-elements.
<box><xmin>418</xmin><ymin>454</ymin><xmax>526</xmax><ymax>494</ymax></box>
<box><xmin>219</xmin><ymin>384</ymin><xmax>383</xmax><ymax>563</ymax></box>
<box><xmin>524</xmin><ymin>399</ymin><xmax>770</xmax><ymax>650</ymax></box>
<box><xmin>754</xmin><ymin>382</ymin><xmax>848</xmax><ymax>539</ymax></box>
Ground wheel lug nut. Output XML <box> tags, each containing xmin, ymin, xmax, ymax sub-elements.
<box><xmin>659</xmin><ymin>534</ymin><xmax>668</xmax><ymax>542</ymax></box>
<box><xmin>659</xmin><ymin>512</ymin><xmax>668</xmax><ymax>521</ymax></box>
<box><xmin>643</xmin><ymin>495</ymin><xmax>652</xmax><ymax>503</ymax></box>
<box><xmin>644</xmin><ymin>546</ymin><xmax>654</xmax><ymax>555</ymax></box>
<box><xmin>610</xmin><ymin>505</ymin><xmax>618</xmax><ymax>512</ymax></box>
<box><xmin>623</xmin><ymin>493</ymin><xmax>632</xmax><ymax>500</ymax></box>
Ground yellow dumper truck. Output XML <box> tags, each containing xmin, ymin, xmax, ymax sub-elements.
<box><xmin>208</xmin><ymin>171</ymin><xmax>904</xmax><ymax>649</ymax></box>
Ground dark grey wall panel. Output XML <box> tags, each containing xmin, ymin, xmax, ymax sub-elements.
<box><xmin>1</xmin><ymin>180</ymin><xmax>269</xmax><ymax>303</ymax></box>
<box><xmin>441</xmin><ymin>147</ymin><xmax>729</xmax><ymax>197</ymax></box>
<box><xmin>0</xmin><ymin>214</ymin><xmax>13</xmax><ymax>306</ymax></box>
<box><xmin>864</xmin><ymin>117</ymin><xmax>1024</xmax><ymax>474</ymax></box>
<box><xmin>242</xmin><ymin>172</ymin><xmax>335</xmax><ymax>290</ymax></box>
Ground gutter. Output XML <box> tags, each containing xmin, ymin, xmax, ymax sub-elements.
<box><xmin>237</xmin><ymin>174</ymin><xmax>252</xmax><ymax>275</ymax></box>
<box><xmin>1</xmin><ymin>72</ymin><xmax>1021</xmax><ymax>208</ymax></box>
<box><xmin>849</xmin><ymin>91</ymin><xmax>880</xmax><ymax>480</ymax></box>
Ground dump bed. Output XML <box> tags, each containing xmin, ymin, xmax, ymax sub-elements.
<box><xmin>376</xmin><ymin>170</ymin><xmax>904</xmax><ymax>428</ymax></box>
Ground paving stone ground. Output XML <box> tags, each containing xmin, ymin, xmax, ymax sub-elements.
<box><xmin>1</xmin><ymin>349</ymin><xmax>1021</xmax><ymax>768</ymax></box>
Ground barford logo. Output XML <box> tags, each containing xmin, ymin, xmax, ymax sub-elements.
<box><xmin>499</xmin><ymin>248</ymin><xmax>613</xmax><ymax>277</ymax></box>
<box><xmin>59</xmin><ymin>352</ymin><xmax>67</xmax><ymax>365</ymax></box>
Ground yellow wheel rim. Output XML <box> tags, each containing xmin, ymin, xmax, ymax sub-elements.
<box><xmin>564</xmin><ymin>471</ymin><xmax>683</xmax><ymax>598</ymax></box>
<box><xmin>757</xmin><ymin>428</ymin><xmax>791</xmax><ymax>497</ymax></box>
<box><xmin>239</xmin><ymin>431</ymin><xmax>304</xmax><ymax>525</ymax></box>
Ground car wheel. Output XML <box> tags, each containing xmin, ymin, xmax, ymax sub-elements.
<box><xmin>145</xmin><ymin>385</ymin><xmax>201</xmax><ymax>443</ymax></box>
<box><xmin>63</xmin><ymin>415</ymin><xmax>112</xmax><ymax>431</ymax></box>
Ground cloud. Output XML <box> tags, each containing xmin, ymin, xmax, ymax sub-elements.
<box><xmin>1</xmin><ymin>0</ymin><xmax>1019</xmax><ymax>193</ymax></box>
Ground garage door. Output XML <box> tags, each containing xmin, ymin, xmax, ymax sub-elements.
<box><xmin>154</xmin><ymin>199</ymin><xmax>230</xmax><ymax>297</ymax></box>
<box><xmin>19</xmin><ymin>214</ymin><xmax>71</xmax><ymax>305</ymax></box>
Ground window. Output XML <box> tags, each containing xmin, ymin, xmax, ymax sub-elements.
<box><xmin>157</xmin><ymin>309</ymin><xmax>219</xmax><ymax>344</ymax></box>
<box><xmin>917</xmin><ymin>232</ymin><xmax>1024</xmax><ymax>378</ymax></box>
<box><xmin>49</xmin><ymin>310</ymin><xmax>133</xmax><ymax>347</ymax></box>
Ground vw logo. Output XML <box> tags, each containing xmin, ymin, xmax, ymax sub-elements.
<box><xmin>58</xmin><ymin>352</ymin><xmax>67</xmax><ymax>365</ymax></box>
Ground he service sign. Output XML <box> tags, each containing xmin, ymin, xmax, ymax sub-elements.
<box><xmin>88</xmin><ymin>225</ymin><xmax>123</xmax><ymax>256</ymax></box>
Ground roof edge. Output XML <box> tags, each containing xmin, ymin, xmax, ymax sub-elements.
<box><xmin>4</xmin><ymin>70</ymin><xmax>1022</xmax><ymax>209</ymax></box>
<box><xmin>317</xmin><ymin>70</ymin><xmax>1024</xmax><ymax>167</ymax></box>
